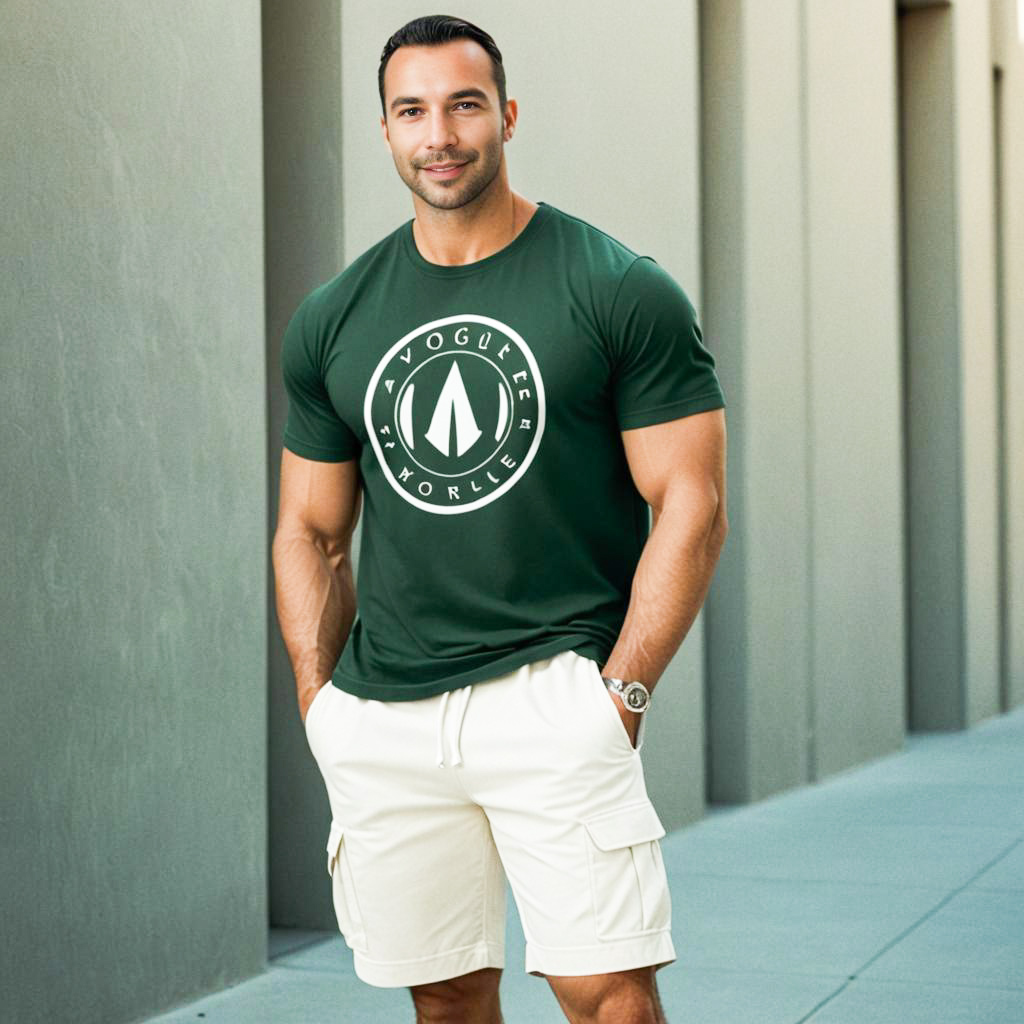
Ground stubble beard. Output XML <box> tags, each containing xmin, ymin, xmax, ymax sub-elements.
<box><xmin>401</xmin><ymin>133</ymin><xmax>504</xmax><ymax>212</ymax></box>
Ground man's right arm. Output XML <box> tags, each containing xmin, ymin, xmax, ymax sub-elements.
<box><xmin>272</xmin><ymin>448</ymin><xmax>362</xmax><ymax>724</ymax></box>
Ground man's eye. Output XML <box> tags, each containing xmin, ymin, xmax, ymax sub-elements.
<box><xmin>398</xmin><ymin>107</ymin><xmax>421</xmax><ymax>117</ymax></box>
<box><xmin>455</xmin><ymin>101</ymin><xmax>478</xmax><ymax>110</ymax></box>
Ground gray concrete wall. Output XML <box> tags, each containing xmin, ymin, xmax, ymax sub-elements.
<box><xmin>337</xmin><ymin>0</ymin><xmax>706</xmax><ymax>829</ymax></box>
<box><xmin>952</xmin><ymin>0</ymin><xmax>1002</xmax><ymax>725</ymax></box>
<box><xmin>993</xmin><ymin>0</ymin><xmax>1024</xmax><ymax>709</ymax></box>
<box><xmin>702</xmin><ymin>0</ymin><xmax>814</xmax><ymax>803</ymax></box>
<box><xmin>263</xmin><ymin>0</ymin><xmax>346</xmax><ymax>933</ymax></box>
<box><xmin>703</xmin><ymin>0</ymin><xmax>906</xmax><ymax>801</ymax></box>
<box><xmin>804</xmin><ymin>0</ymin><xmax>906</xmax><ymax>775</ymax></box>
<box><xmin>900</xmin><ymin>4</ymin><xmax>964</xmax><ymax>727</ymax></box>
<box><xmin>901</xmin><ymin>0</ymin><xmax>1004</xmax><ymax>729</ymax></box>
<box><xmin>0</xmin><ymin>2</ymin><xmax>268</xmax><ymax>1021</ymax></box>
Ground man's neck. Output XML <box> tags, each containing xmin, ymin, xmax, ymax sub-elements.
<box><xmin>411</xmin><ymin>184</ymin><xmax>538</xmax><ymax>267</ymax></box>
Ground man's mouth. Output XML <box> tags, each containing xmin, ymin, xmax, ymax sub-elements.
<box><xmin>422</xmin><ymin>161</ymin><xmax>468</xmax><ymax>179</ymax></box>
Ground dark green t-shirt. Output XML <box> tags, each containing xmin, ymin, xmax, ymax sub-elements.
<box><xmin>282</xmin><ymin>202</ymin><xmax>724</xmax><ymax>700</ymax></box>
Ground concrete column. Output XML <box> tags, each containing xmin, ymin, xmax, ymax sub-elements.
<box><xmin>702</xmin><ymin>0</ymin><xmax>814</xmax><ymax>802</ymax></box>
<box><xmin>703</xmin><ymin>0</ymin><xmax>906</xmax><ymax>801</ymax></box>
<box><xmin>804</xmin><ymin>0</ymin><xmax>906</xmax><ymax>774</ymax></box>
<box><xmin>900</xmin><ymin>0</ymin><xmax>1003</xmax><ymax>728</ymax></box>
<box><xmin>0</xmin><ymin>2</ymin><xmax>267</xmax><ymax>1021</ymax></box>
<box><xmin>992</xmin><ymin>0</ymin><xmax>1024</xmax><ymax>709</ymax></box>
<box><xmin>263</xmin><ymin>0</ymin><xmax>346</xmax><ymax>932</ymax></box>
<box><xmin>953</xmin><ymin>0</ymin><xmax>1002</xmax><ymax>724</ymax></box>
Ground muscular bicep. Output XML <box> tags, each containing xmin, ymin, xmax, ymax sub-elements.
<box><xmin>276</xmin><ymin>448</ymin><xmax>362</xmax><ymax>550</ymax></box>
<box><xmin>621</xmin><ymin>408</ymin><xmax>727</xmax><ymax>524</ymax></box>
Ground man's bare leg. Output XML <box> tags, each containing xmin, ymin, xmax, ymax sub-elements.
<box><xmin>408</xmin><ymin>966</ymin><xmax>503</xmax><ymax>1023</ymax></box>
<box><xmin>545</xmin><ymin>966</ymin><xmax>667</xmax><ymax>1024</ymax></box>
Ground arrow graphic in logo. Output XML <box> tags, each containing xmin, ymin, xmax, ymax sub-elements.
<box><xmin>422</xmin><ymin>361</ymin><xmax>482</xmax><ymax>457</ymax></box>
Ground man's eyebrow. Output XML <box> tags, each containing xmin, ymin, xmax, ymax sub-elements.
<box><xmin>389</xmin><ymin>88</ymin><xmax>490</xmax><ymax>112</ymax></box>
<box><xmin>448</xmin><ymin>88</ymin><xmax>489</xmax><ymax>104</ymax></box>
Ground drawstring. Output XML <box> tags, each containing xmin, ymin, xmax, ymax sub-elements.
<box><xmin>435</xmin><ymin>685</ymin><xmax>473</xmax><ymax>768</ymax></box>
<box><xmin>435</xmin><ymin>691</ymin><xmax>451</xmax><ymax>767</ymax></box>
<box><xmin>450</xmin><ymin>685</ymin><xmax>471</xmax><ymax>766</ymax></box>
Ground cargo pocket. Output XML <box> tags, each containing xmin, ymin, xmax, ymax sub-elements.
<box><xmin>582</xmin><ymin>801</ymin><xmax>671</xmax><ymax>939</ymax></box>
<box><xmin>326</xmin><ymin>821</ymin><xmax>367</xmax><ymax>953</ymax></box>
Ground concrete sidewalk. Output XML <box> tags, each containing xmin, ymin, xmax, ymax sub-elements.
<box><xmin>146</xmin><ymin>705</ymin><xmax>1024</xmax><ymax>1023</ymax></box>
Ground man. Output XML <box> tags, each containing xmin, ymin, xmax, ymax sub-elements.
<box><xmin>272</xmin><ymin>14</ymin><xmax>727</xmax><ymax>1024</ymax></box>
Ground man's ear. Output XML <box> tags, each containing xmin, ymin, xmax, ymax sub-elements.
<box><xmin>380</xmin><ymin>116</ymin><xmax>390</xmax><ymax>146</ymax></box>
<box><xmin>503</xmin><ymin>98</ymin><xmax>519</xmax><ymax>142</ymax></box>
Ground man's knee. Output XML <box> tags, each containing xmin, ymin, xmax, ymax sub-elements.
<box><xmin>546</xmin><ymin>966</ymin><xmax>665</xmax><ymax>1024</ymax></box>
<box><xmin>409</xmin><ymin>966</ymin><xmax>503</xmax><ymax>1023</ymax></box>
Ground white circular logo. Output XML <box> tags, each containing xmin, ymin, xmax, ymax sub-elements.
<box><xmin>364</xmin><ymin>315</ymin><xmax>545</xmax><ymax>514</ymax></box>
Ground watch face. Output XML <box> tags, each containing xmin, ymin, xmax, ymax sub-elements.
<box><xmin>623</xmin><ymin>683</ymin><xmax>650</xmax><ymax>712</ymax></box>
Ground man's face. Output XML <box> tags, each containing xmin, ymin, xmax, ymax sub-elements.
<box><xmin>381</xmin><ymin>40</ymin><xmax>514</xmax><ymax>211</ymax></box>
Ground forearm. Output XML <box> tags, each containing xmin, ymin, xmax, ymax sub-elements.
<box><xmin>601</xmin><ymin>498</ymin><xmax>726</xmax><ymax>695</ymax></box>
<box><xmin>272</xmin><ymin>531</ymin><xmax>357</xmax><ymax>715</ymax></box>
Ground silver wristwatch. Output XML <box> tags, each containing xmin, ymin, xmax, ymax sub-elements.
<box><xmin>601</xmin><ymin>676</ymin><xmax>652</xmax><ymax>713</ymax></box>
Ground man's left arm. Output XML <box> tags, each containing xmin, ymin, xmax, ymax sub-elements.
<box><xmin>601</xmin><ymin>408</ymin><xmax>728</xmax><ymax>739</ymax></box>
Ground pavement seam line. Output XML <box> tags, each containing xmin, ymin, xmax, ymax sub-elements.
<box><xmin>841</xmin><ymin>835</ymin><xmax>1023</xmax><ymax>980</ymax></box>
<box><xmin>788</xmin><ymin>835</ymin><xmax>1023</xmax><ymax>1022</ymax></box>
<box><xmin>792</xmin><ymin>978</ymin><xmax>853</xmax><ymax>1024</ymax></box>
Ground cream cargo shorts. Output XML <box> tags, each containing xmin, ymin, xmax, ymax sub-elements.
<box><xmin>303</xmin><ymin>648</ymin><xmax>675</xmax><ymax>988</ymax></box>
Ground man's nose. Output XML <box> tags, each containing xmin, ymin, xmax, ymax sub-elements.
<box><xmin>424</xmin><ymin>112</ymin><xmax>458</xmax><ymax>153</ymax></box>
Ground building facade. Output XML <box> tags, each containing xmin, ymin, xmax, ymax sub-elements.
<box><xmin>3</xmin><ymin>1</ymin><xmax>1021</xmax><ymax>1020</ymax></box>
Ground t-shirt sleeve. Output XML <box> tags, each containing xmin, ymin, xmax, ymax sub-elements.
<box><xmin>280</xmin><ymin>297</ymin><xmax>361</xmax><ymax>462</ymax></box>
<box><xmin>607</xmin><ymin>256</ymin><xmax>725</xmax><ymax>430</ymax></box>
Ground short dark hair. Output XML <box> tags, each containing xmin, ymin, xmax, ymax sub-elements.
<box><xmin>378</xmin><ymin>15</ymin><xmax>507</xmax><ymax>118</ymax></box>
